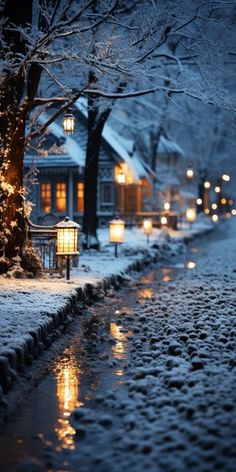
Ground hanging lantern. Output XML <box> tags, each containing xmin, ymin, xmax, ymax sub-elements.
<box><xmin>109</xmin><ymin>218</ymin><xmax>125</xmax><ymax>257</ymax></box>
<box><xmin>63</xmin><ymin>109</ymin><xmax>75</xmax><ymax>135</ymax></box>
<box><xmin>143</xmin><ymin>219</ymin><xmax>153</xmax><ymax>243</ymax></box>
<box><xmin>55</xmin><ymin>217</ymin><xmax>79</xmax><ymax>280</ymax></box>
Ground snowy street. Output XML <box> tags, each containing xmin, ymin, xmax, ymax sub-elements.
<box><xmin>0</xmin><ymin>219</ymin><xmax>235</xmax><ymax>471</ymax></box>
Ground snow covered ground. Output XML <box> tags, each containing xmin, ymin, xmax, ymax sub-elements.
<box><xmin>47</xmin><ymin>217</ymin><xmax>236</xmax><ymax>472</ymax></box>
<box><xmin>0</xmin><ymin>218</ymin><xmax>213</xmax><ymax>370</ymax></box>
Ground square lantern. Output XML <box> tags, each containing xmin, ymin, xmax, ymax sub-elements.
<box><xmin>143</xmin><ymin>218</ymin><xmax>153</xmax><ymax>243</ymax></box>
<box><xmin>109</xmin><ymin>218</ymin><xmax>125</xmax><ymax>258</ymax></box>
<box><xmin>55</xmin><ymin>217</ymin><xmax>79</xmax><ymax>279</ymax></box>
<box><xmin>63</xmin><ymin>110</ymin><xmax>75</xmax><ymax>135</ymax></box>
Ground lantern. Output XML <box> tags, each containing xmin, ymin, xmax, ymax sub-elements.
<box><xmin>186</xmin><ymin>167</ymin><xmax>194</xmax><ymax>179</ymax></box>
<box><xmin>117</xmin><ymin>172</ymin><xmax>126</xmax><ymax>185</ymax></box>
<box><xmin>212</xmin><ymin>214</ymin><xmax>218</xmax><ymax>223</ymax></box>
<box><xmin>109</xmin><ymin>218</ymin><xmax>125</xmax><ymax>257</ymax></box>
<box><xmin>143</xmin><ymin>219</ymin><xmax>153</xmax><ymax>243</ymax></box>
<box><xmin>161</xmin><ymin>216</ymin><xmax>168</xmax><ymax>226</ymax></box>
<box><xmin>163</xmin><ymin>201</ymin><xmax>170</xmax><ymax>211</ymax></box>
<box><xmin>55</xmin><ymin>216</ymin><xmax>79</xmax><ymax>280</ymax></box>
<box><xmin>63</xmin><ymin>109</ymin><xmax>75</xmax><ymax>135</ymax></box>
<box><xmin>186</xmin><ymin>207</ymin><xmax>196</xmax><ymax>226</ymax></box>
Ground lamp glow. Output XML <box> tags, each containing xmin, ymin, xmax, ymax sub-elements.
<box><xmin>215</xmin><ymin>186</ymin><xmax>221</xmax><ymax>193</ymax></box>
<box><xmin>117</xmin><ymin>172</ymin><xmax>126</xmax><ymax>185</ymax></box>
<box><xmin>161</xmin><ymin>216</ymin><xmax>168</xmax><ymax>226</ymax></box>
<box><xmin>186</xmin><ymin>207</ymin><xmax>196</xmax><ymax>223</ymax></box>
<box><xmin>55</xmin><ymin>217</ymin><xmax>79</xmax><ymax>280</ymax></box>
<box><xmin>186</xmin><ymin>167</ymin><xmax>194</xmax><ymax>179</ymax></box>
<box><xmin>63</xmin><ymin>110</ymin><xmax>75</xmax><ymax>135</ymax></box>
<box><xmin>204</xmin><ymin>181</ymin><xmax>211</xmax><ymax>189</ymax></box>
<box><xmin>143</xmin><ymin>219</ymin><xmax>153</xmax><ymax>243</ymax></box>
<box><xmin>196</xmin><ymin>198</ymin><xmax>202</xmax><ymax>205</ymax></box>
<box><xmin>222</xmin><ymin>174</ymin><xmax>230</xmax><ymax>182</ymax></box>
<box><xmin>205</xmin><ymin>208</ymin><xmax>210</xmax><ymax>215</ymax></box>
<box><xmin>231</xmin><ymin>209</ymin><xmax>236</xmax><ymax>215</ymax></box>
<box><xmin>212</xmin><ymin>203</ymin><xmax>217</xmax><ymax>210</ymax></box>
<box><xmin>109</xmin><ymin>218</ymin><xmax>125</xmax><ymax>257</ymax></box>
<box><xmin>163</xmin><ymin>201</ymin><xmax>170</xmax><ymax>211</ymax></box>
<box><xmin>212</xmin><ymin>214</ymin><xmax>218</xmax><ymax>223</ymax></box>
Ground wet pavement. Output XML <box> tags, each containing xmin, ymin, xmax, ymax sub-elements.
<box><xmin>0</xmin><ymin>223</ymin><xmax>235</xmax><ymax>471</ymax></box>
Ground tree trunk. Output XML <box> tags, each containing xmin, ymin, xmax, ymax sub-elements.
<box><xmin>82</xmin><ymin>97</ymin><xmax>111</xmax><ymax>248</ymax></box>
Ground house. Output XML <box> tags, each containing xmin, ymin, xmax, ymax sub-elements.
<box><xmin>24</xmin><ymin>99</ymin><xmax>152</xmax><ymax>226</ymax></box>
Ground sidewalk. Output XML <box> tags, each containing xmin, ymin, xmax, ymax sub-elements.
<box><xmin>0</xmin><ymin>217</ymin><xmax>214</xmax><ymax>396</ymax></box>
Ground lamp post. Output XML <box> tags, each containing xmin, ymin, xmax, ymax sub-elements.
<box><xmin>109</xmin><ymin>218</ymin><xmax>125</xmax><ymax>258</ymax></box>
<box><xmin>63</xmin><ymin>109</ymin><xmax>75</xmax><ymax>135</ymax></box>
<box><xmin>55</xmin><ymin>217</ymin><xmax>79</xmax><ymax>280</ymax></box>
<box><xmin>186</xmin><ymin>207</ymin><xmax>196</xmax><ymax>228</ymax></box>
<box><xmin>143</xmin><ymin>218</ymin><xmax>153</xmax><ymax>243</ymax></box>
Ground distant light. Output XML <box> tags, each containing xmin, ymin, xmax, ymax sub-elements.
<box><xmin>231</xmin><ymin>209</ymin><xmax>236</xmax><ymax>215</ymax></box>
<box><xmin>212</xmin><ymin>203</ymin><xmax>217</xmax><ymax>210</ymax></box>
<box><xmin>215</xmin><ymin>186</ymin><xmax>221</xmax><ymax>193</ymax></box>
<box><xmin>222</xmin><ymin>174</ymin><xmax>230</xmax><ymax>182</ymax></box>
<box><xmin>228</xmin><ymin>199</ymin><xmax>234</xmax><ymax>206</ymax></box>
<box><xmin>205</xmin><ymin>208</ymin><xmax>210</xmax><ymax>215</ymax></box>
<box><xmin>196</xmin><ymin>198</ymin><xmax>202</xmax><ymax>205</ymax></box>
<box><xmin>226</xmin><ymin>212</ymin><xmax>231</xmax><ymax>219</ymax></box>
<box><xmin>221</xmin><ymin>198</ymin><xmax>227</xmax><ymax>205</ymax></box>
<box><xmin>212</xmin><ymin>214</ymin><xmax>218</xmax><ymax>223</ymax></box>
<box><xmin>186</xmin><ymin>167</ymin><xmax>194</xmax><ymax>179</ymax></box>
<box><xmin>186</xmin><ymin>207</ymin><xmax>196</xmax><ymax>223</ymax></box>
<box><xmin>161</xmin><ymin>216</ymin><xmax>168</xmax><ymax>225</ymax></box>
<box><xmin>163</xmin><ymin>201</ymin><xmax>170</xmax><ymax>211</ymax></box>
<box><xmin>204</xmin><ymin>181</ymin><xmax>211</xmax><ymax>189</ymax></box>
<box><xmin>186</xmin><ymin>261</ymin><xmax>196</xmax><ymax>269</ymax></box>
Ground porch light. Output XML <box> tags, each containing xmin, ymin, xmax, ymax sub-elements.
<box><xmin>222</xmin><ymin>174</ymin><xmax>230</xmax><ymax>182</ymax></box>
<box><xmin>204</xmin><ymin>181</ymin><xmax>211</xmax><ymax>189</ymax></box>
<box><xmin>109</xmin><ymin>217</ymin><xmax>125</xmax><ymax>258</ymax></box>
<box><xmin>212</xmin><ymin>214</ymin><xmax>218</xmax><ymax>223</ymax></box>
<box><xmin>186</xmin><ymin>167</ymin><xmax>194</xmax><ymax>179</ymax></box>
<box><xmin>161</xmin><ymin>216</ymin><xmax>168</xmax><ymax>226</ymax></box>
<box><xmin>117</xmin><ymin>172</ymin><xmax>126</xmax><ymax>185</ymax></box>
<box><xmin>55</xmin><ymin>216</ymin><xmax>79</xmax><ymax>280</ymax></box>
<box><xmin>143</xmin><ymin>219</ymin><xmax>153</xmax><ymax>243</ymax></box>
<box><xmin>163</xmin><ymin>201</ymin><xmax>170</xmax><ymax>211</ymax></box>
<box><xmin>63</xmin><ymin>109</ymin><xmax>75</xmax><ymax>135</ymax></box>
<box><xmin>186</xmin><ymin>207</ymin><xmax>196</xmax><ymax>224</ymax></box>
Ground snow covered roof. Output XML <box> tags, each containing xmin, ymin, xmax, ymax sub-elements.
<box><xmin>158</xmin><ymin>135</ymin><xmax>185</xmax><ymax>156</ymax></box>
<box><xmin>24</xmin><ymin>113</ymin><xmax>85</xmax><ymax>169</ymax></box>
<box><xmin>75</xmin><ymin>98</ymin><xmax>149</xmax><ymax>183</ymax></box>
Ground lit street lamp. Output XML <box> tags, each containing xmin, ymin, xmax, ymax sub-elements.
<box><xmin>55</xmin><ymin>216</ymin><xmax>79</xmax><ymax>280</ymax></box>
<box><xmin>109</xmin><ymin>217</ymin><xmax>125</xmax><ymax>258</ymax></box>
<box><xmin>143</xmin><ymin>218</ymin><xmax>153</xmax><ymax>243</ymax></box>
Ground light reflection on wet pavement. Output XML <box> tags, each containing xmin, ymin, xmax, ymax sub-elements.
<box><xmin>0</xmin><ymin>243</ymin><xmax>200</xmax><ymax>470</ymax></box>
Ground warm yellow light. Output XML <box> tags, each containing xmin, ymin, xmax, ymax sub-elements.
<box><xmin>161</xmin><ymin>216</ymin><xmax>168</xmax><ymax>225</ymax></box>
<box><xmin>186</xmin><ymin>207</ymin><xmax>196</xmax><ymax>223</ymax></box>
<box><xmin>231</xmin><ymin>209</ymin><xmax>236</xmax><ymax>216</ymax></box>
<box><xmin>221</xmin><ymin>198</ymin><xmax>227</xmax><ymax>205</ymax></box>
<box><xmin>117</xmin><ymin>172</ymin><xmax>126</xmax><ymax>185</ymax></box>
<box><xmin>163</xmin><ymin>201</ymin><xmax>170</xmax><ymax>211</ymax></box>
<box><xmin>186</xmin><ymin>261</ymin><xmax>196</xmax><ymax>269</ymax></box>
<box><xmin>143</xmin><ymin>219</ymin><xmax>153</xmax><ymax>234</ymax></box>
<box><xmin>56</xmin><ymin>217</ymin><xmax>79</xmax><ymax>255</ymax></box>
<box><xmin>186</xmin><ymin>168</ymin><xmax>194</xmax><ymax>179</ymax></box>
<box><xmin>212</xmin><ymin>203</ymin><xmax>217</xmax><ymax>210</ymax></box>
<box><xmin>205</xmin><ymin>208</ymin><xmax>210</xmax><ymax>215</ymax></box>
<box><xmin>212</xmin><ymin>214</ymin><xmax>218</xmax><ymax>223</ymax></box>
<box><xmin>196</xmin><ymin>198</ymin><xmax>202</xmax><ymax>205</ymax></box>
<box><xmin>109</xmin><ymin>218</ymin><xmax>125</xmax><ymax>243</ymax></box>
<box><xmin>63</xmin><ymin>111</ymin><xmax>75</xmax><ymax>135</ymax></box>
<box><xmin>215</xmin><ymin>186</ymin><xmax>221</xmax><ymax>193</ymax></box>
<box><xmin>204</xmin><ymin>181</ymin><xmax>211</xmax><ymax>189</ymax></box>
<box><xmin>222</xmin><ymin>174</ymin><xmax>230</xmax><ymax>182</ymax></box>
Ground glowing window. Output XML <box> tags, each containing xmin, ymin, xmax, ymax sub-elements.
<box><xmin>77</xmin><ymin>182</ymin><xmax>84</xmax><ymax>212</ymax></box>
<box><xmin>56</xmin><ymin>182</ymin><xmax>67</xmax><ymax>212</ymax></box>
<box><xmin>40</xmin><ymin>183</ymin><xmax>51</xmax><ymax>212</ymax></box>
